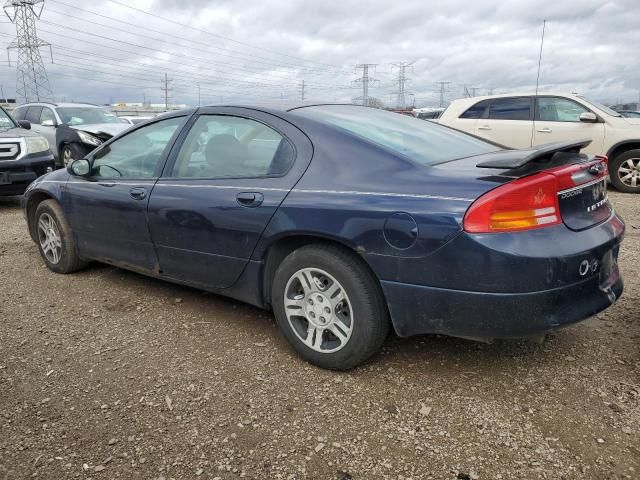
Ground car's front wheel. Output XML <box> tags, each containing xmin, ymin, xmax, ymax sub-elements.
<box><xmin>60</xmin><ymin>143</ymin><xmax>86</xmax><ymax>168</ymax></box>
<box><xmin>271</xmin><ymin>244</ymin><xmax>390</xmax><ymax>370</ymax></box>
<box><xmin>34</xmin><ymin>200</ymin><xmax>86</xmax><ymax>273</ymax></box>
<box><xmin>609</xmin><ymin>149</ymin><xmax>640</xmax><ymax>193</ymax></box>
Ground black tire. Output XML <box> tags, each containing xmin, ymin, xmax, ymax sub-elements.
<box><xmin>59</xmin><ymin>143</ymin><xmax>88</xmax><ymax>168</ymax></box>
<box><xmin>33</xmin><ymin>199</ymin><xmax>86</xmax><ymax>274</ymax></box>
<box><xmin>271</xmin><ymin>244</ymin><xmax>390</xmax><ymax>370</ymax></box>
<box><xmin>609</xmin><ymin>149</ymin><xmax>640</xmax><ymax>193</ymax></box>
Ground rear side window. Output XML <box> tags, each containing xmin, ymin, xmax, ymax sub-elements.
<box><xmin>488</xmin><ymin>97</ymin><xmax>532</xmax><ymax>120</ymax></box>
<box><xmin>460</xmin><ymin>100</ymin><xmax>490</xmax><ymax>119</ymax></box>
<box><xmin>25</xmin><ymin>106</ymin><xmax>43</xmax><ymax>124</ymax></box>
<box><xmin>171</xmin><ymin>115</ymin><xmax>295</xmax><ymax>179</ymax></box>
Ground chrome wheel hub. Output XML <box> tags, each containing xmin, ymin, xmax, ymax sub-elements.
<box><xmin>37</xmin><ymin>213</ymin><xmax>62</xmax><ymax>264</ymax></box>
<box><xmin>284</xmin><ymin>268</ymin><xmax>353</xmax><ymax>353</ymax></box>
<box><xmin>618</xmin><ymin>158</ymin><xmax>640</xmax><ymax>187</ymax></box>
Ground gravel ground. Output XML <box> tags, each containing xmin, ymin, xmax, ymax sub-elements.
<box><xmin>0</xmin><ymin>192</ymin><xmax>638</xmax><ymax>480</ymax></box>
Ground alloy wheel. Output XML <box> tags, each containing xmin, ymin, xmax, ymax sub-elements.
<box><xmin>284</xmin><ymin>267</ymin><xmax>353</xmax><ymax>353</ymax></box>
<box><xmin>37</xmin><ymin>213</ymin><xmax>62</xmax><ymax>264</ymax></box>
<box><xmin>618</xmin><ymin>158</ymin><xmax>640</xmax><ymax>187</ymax></box>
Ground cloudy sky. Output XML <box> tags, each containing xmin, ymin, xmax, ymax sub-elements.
<box><xmin>0</xmin><ymin>0</ymin><xmax>638</xmax><ymax>108</ymax></box>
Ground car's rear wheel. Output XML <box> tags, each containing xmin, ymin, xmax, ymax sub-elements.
<box><xmin>271</xmin><ymin>244</ymin><xmax>389</xmax><ymax>370</ymax></box>
<box><xmin>609</xmin><ymin>149</ymin><xmax>640</xmax><ymax>193</ymax></box>
<box><xmin>34</xmin><ymin>200</ymin><xmax>86</xmax><ymax>273</ymax></box>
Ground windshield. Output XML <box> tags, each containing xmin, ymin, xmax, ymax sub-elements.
<box><xmin>621</xmin><ymin>111</ymin><xmax>640</xmax><ymax>118</ymax></box>
<box><xmin>577</xmin><ymin>96</ymin><xmax>622</xmax><ymax>117</ymax></box>
<box><xmin>293</xmin><ymin>105</ymin><xmax>500</xmax><ymax>165</ymax></box>
<box><xmin>0</xmin><ymin>108</ymin><xmax>16</xmax><ymax>129</ymax></box>
<box><xmin>57</xmin><ymin>107</ymin><xmax>121</xmax><ymax>126</ymax></box>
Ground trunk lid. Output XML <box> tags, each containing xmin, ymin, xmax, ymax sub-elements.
<box><xmin>435</xmin><ymin>140</ymin><xmax>611</xmax><ymax>231</ymax></box>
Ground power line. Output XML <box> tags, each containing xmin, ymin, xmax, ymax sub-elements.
<box><xmin>391</xmin><ymin>61</ymin><xmax>414</xmax><ymax>109</ymax></box>
<box><xmin>437</xmin><ymin>81</ymin><xmax>451</xmax><ymax>107</ymax></box>
<box><xmin>43</xmin><ymin>2</ymin><xmax>346</xmax><ymax>76</ymax></box>
<box><xmin>4</xmin><ymin>0</ymin><xmax>53</xmax><ymax>102</ymax></box>
<box><xmin>103</xmin><ymin>0</ymin><xmax>350</xmax><ymax>72</ymax></box>
<box><xmin>352</xmin><ymin>64</ymin><xmax>379</xmax><ymax>107</ymax></box>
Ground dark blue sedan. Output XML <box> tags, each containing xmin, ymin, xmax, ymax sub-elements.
<box><xmin>22</xmin><ymin>104</ymin><xmax>624</xmax><ymax>369</ymax></box>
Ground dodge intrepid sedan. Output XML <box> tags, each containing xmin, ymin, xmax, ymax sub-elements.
<box><xmin>22</xmin><ymin>104</ymin><xmax>625</xmax><ymax>369</ymax></box>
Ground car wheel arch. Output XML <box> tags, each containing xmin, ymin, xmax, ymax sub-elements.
<box><xmin>607</xmin><ymin>140</ymin><xmax>640</xmax><ymax>161</ymax></box>
<box><xmin>260</xmin><ymin>234</ymin><xmax>385</xmax><ymax>311</ymax></box>
<box><xmin>26</xmin><ymin>191</ymin><xmax>57</xmax><ymax>241</ymax></box>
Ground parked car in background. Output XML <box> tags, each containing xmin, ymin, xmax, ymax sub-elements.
<box><xmin>439</xmin><ymin>93</ymin><xmax>640</xmax><ymax>193</ymax></box>
<box><xmin>413</xmin><ymin>107</ymin><xmax>445</xmax><ymax>120</ymax></box>
<box><xmin>22</xmin><ymin>105</ymin><xmax>624</xmax><ymax>369</ymax></box>
<box><xmin>618</xmin><ymin>110</ymin><xmax>640</xmax><ymax>119</ymax></box>
<box><xmin>0</xmin><ymin>106</ymin><xmax>54</xmax><ymax>196</ymax></box>
<box><xmin>12</xmin><ymin>102</ymin><xmax>130</xmax><ymax>167</ymax></box>
<box><xmin>118</xmin><ymin>115</ymin><xmax>155</xmax><ymax>126</ymax></box>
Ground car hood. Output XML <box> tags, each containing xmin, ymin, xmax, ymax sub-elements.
<box><xmin>0</xmin><ymin>126</ymin><xmax>44</xmax><ymax>138</ymax></box>
<box><xmin>621</xmin><ymin>117</ymin><xmax>640</xmax><ymax>126</ymax></box>
<box><xmin>69</xmin><ymin>123</ymin><xmax>129</xmax><ymax>137</ymax></box>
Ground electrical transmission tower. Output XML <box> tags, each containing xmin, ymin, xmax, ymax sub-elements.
<box><xmin>391</xmin><ymin>62</ymin><xmax>414</xmax><ymax>109</ymax></box>
<box><xmin>4</xmin><ymin>0</ymin><xmax>53</xmax><ymax>103</ymax></box>
<box><xmin>299</xmin><ymin>79</ymin><xmax>305</xmax><ymax>101</ymax></box>
<box><xmin>352</xmin><ymin>64</ymin><xmax>379</xmax><ymax>107</ymax></box>
<box><xmin>161</xmin><ymin>73</ymin><xmax>172</xmax><ymax>110</ymax></box>
<box><xmin>437</xmin><ymin>81</ymin><xmax>451</xmax><ymax>107</ymax></box>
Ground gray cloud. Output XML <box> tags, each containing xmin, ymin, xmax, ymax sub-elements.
<box><xmin>0</xmin><ymin>0</ymin><xmax>637</xmax><ymax>107</ymax></box>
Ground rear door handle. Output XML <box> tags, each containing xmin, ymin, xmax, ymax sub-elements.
<box><xmin>477</xmin><ymin>125</ymin><xmax>492</xmax><ymax>131</ymax></box>
<box><xmin>537</xmin><ymin>128</ymin><xmax>552</xmax><ymax>133</ymax></box>
<box><xmin>129</xmin><ymin>187</ymin><xmax>147</xmax><ymax>200</ymax></box>
<box><xmin>236</xmin><ymin>192</ymin><xmax>264</xmax><ymax>208</ymax></box>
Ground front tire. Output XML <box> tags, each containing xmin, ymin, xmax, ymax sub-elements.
<box><xmin>34</xmin><ymin>200</ymin><xmax>86</xmax><ymax>273</ymax></box>
<box><xmin>271</xmin><ymin>244</ymin><xmax>390</xmax><ymax>370</ymax></box>
<box><xmin>60</xmin><ymin>143</ymin><xmax>87</xmax><ymax>168</ymax></box>
<box><xmin>609</xmin><ymin>149</ymin><xmax>640</xmax><ymax>193</ymax></box>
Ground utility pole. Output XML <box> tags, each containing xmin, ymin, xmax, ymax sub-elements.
<box><xmin>160</xmin><ymin>73</ymin><xmax>172</xmax><ymax>111</ymax></box>
<box><xmin>4</xmin><ymin>0</ymin><xmax>53</xmax><ymax>102</ymax></box>
<box><xmin>299</xmin><ymin>79</ymin><xmax>305</xmax><ymax>102</ymax></box>
<box><xmin>353</xmin><ymin>64</ymin><xmax>379</xmax><ymax>106</ymax></box>
<box><xmin>197</xmin><ymin>84</ymin><xmax>201</xmax><ymax>107</ymax></box>
<box><xmin>437</xmin><ymin>81</ymin><xmax>451</xmax><ymax>107</ymax></box>
<box><xmin>391</xmin><ymin>61</ymin><xmax>414</xmax><ymax>109</ymax></box>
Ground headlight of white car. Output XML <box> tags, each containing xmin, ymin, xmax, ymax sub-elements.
<box><xmin>77</xmin><ymin>130</ymin><xmax>102</xmax><ymax>147</ymax></box>
<box><xmin>25</xmin><ymin>136</ymin><xmax>50</xmax><ymax>155</ymax></box>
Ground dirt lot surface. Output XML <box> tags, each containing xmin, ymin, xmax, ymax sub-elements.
<box><xmin>0</xmin><ymin>192</ymin><xmax>638</xmax><ymax>480</ymax></box>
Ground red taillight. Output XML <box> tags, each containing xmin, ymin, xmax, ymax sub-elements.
<box><xmin>464</xmin><ymin>172</ymin><xmax>561</xmax><ymax>233</ymax></box>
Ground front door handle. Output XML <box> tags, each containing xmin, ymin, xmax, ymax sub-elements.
<box><xmin>236</xmin><ymin>192</ymin><xmax>264</xmax><ymax>208</ymax></box>
<box><xmin>477</xmin><ymin>125</ymin><xmax>492</xmax><ymax>131</ymax></box>
<box><xmin>129</xmin><ymin>187</ymin><xmax>147</xmax><ymax>200</ymax></box>
<box><xmin>537</xmin><ymin>128</ymin><xmax>552</xmax><ymax>133</ymax></box>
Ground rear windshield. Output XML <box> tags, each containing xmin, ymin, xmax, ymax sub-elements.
<box><xmin>294</xmin><ymin>105</ymin><xmax>500</xmax><ymax>165</ymax></box>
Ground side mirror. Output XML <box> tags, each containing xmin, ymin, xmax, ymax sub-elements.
<box><xmin>68</xmin><ymin>158</ymin><xmax>91</xmax><ymax>177</ymax></box>
<box><xmin>17</xmin><ymin>120</ymin><xmax>31</xmax><ymax>130</ymax></box>
<box><xmin>41</xmin><ymin>119</ymin><xmax>57</xmax><ymax>127</ymax></box>
<box><xmin>579</xmin><ymin>112</ymin><xmax>598</xmax><ymax>123</ymax></box>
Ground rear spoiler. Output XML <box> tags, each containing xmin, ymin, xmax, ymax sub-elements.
<box><xmin>476</xmin><ymin>139</ymin><xmax>592</xmax><ymax>169</ymax></box>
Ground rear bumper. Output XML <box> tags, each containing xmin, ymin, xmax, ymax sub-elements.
<box><xmin>383</xmin><ymin>274</ymin><xmax>623</xmax><ymax>339</ymax></box>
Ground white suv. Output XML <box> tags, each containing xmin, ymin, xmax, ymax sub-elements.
<box><xmin>439</xmin><ymin>92</ymin><xmax>640</xmax><ymax>193</ymax></box>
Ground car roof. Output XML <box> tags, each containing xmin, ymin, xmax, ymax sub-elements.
<box><xmin>447</xmin><ymin>92</ymin><xmax>585</xmax><ymax>106</ymax></box>
<box><xmin>198</xmin><ymin>102</ymin><xmax>357</xmax><ymax>113</ymax></box>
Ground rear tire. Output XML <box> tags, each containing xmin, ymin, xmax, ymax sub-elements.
<box><xmin>609</xmin><ymin>149</ymin><xmax>640</xmax><ymax>193</ymax></box>
<box><xmin>34</xmin><ymin>200</ymin><xmax>86</xmax><ymax>273</ymax></box>
<box><xmin>271</xmin><ymin>244</ymin><xmax>390</xmax><ymax>370</ymax></box>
